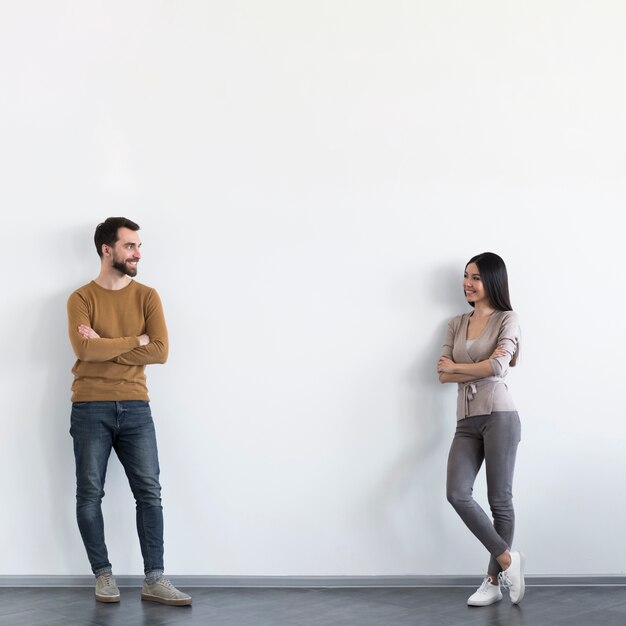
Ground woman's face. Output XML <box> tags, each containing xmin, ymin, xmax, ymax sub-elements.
<box><xmin>463</xmin><ymin>262</ymin><xmax>489</xmax><ymax>306</ymax></box>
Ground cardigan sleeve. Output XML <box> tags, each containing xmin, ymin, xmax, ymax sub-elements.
<box><xmin>440</xmin><ymin>316</ymin><xmax>462</xmax><ymax>360</ymax></box>
<box><xmin>489</xmin><ymin>311</ymin><xmax>520</xmax><ymax>377</ymax></box>
<box><xmin>441</xmin><ymin>319</ymin><xmax>456</xmax><ymax>359</ymax></box>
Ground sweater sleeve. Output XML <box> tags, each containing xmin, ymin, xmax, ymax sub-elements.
<box><xmin>67</xmin><ymin>291</ymin><xmax>141</xmax><ymax>362</ymax></box>
<box><xmin>440</xmin><ymin>316</ymin><xmax>460</xmax><ymax>360</ymax></box>
<box><xmin>489</xmin><ymin>311</ymin><xmax>520</xmax><ymax>377</ymax></box>
<box><xmin>112</xmin><ymin>289</ymin><xmax>169</xmax><ymax>365</ymax></box>
<box><xmin>441</xmin><ymin>319</ymin><xmax>455</xmax><ymax>359</ymax></box>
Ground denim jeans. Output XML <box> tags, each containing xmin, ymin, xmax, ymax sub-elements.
<box><xmin>70</xmin><ymin>401</ymin><xmax>164</xmax><ymax>575</ymax></box>
<box><xmin>446</xmin><ymin>411</ymin><xmax>521</xmax><ymax>577</ymax></box>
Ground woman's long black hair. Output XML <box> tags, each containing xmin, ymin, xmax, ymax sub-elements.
<box><xmin>467</xmin><ymin>252</ymin><xmax>517</xmax><ymax>365</ymax></box>
<box><xmin>466</xmin><ymin>252</ymin><xmax>513</xmax><ymax>312</ymax></box>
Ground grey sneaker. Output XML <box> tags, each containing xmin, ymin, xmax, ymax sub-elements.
<box><xmin>141</xmin><ymin>576</ymin><xmax>192</xmax><ymax>606</ymax></box>
<box><xmin>95</xmin><ymin>572</ymin><xmax>120</xmax><ymax>603</ymax></box>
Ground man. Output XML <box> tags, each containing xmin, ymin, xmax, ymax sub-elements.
<box><xmin>67</xmin><ymin>217</ymin><xmax>191</xmax><ymax>606</ymax></box>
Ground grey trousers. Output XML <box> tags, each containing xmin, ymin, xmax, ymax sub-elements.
<box><xmin>446</xmin><ymin>411</ymin><xmax>521</xmax><ymax>577</ymax></box>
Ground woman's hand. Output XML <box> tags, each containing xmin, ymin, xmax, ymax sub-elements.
<box><xmin>489</xmin><ymin>346</ymin><xmax>507</xmax><ymax>359</ymax></box>
<box><xmin>437</xmin><ymin>356</ymin><xmax>457</xmax><ymax>374</ymax></box>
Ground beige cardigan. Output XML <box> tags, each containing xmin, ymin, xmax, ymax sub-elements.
<box><xmin>440</xmin><ymin>310</ymin><xmax>520</xmax><ymax>420</ymax></box>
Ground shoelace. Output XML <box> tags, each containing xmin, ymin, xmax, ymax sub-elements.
<box><xmin>156</xmin><ymin>577</ymin><xmax>175</xmax><ymax>589</ymax></box>
<box><xmin>476</xmin><ymin>579</ymin><xmax>490</xmax><ymax>594</ymax></box>
<box><xmin>100</xmin><ymin>573</ymin><xmax>115</xmax><ymax>588</ymax></box>
<box><xmin>498</xmin><ymin>571</ymin><xmax>512</xmax><ymax>589</ymax></box>
<box><xmin>477</xmin><ymin>578</ymin><xmax>494</xmax><ymax>594</ymax></box>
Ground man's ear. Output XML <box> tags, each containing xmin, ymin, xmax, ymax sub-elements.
<box><xmin>102</xmin><ymin>244</ymin><xmax>112</xmax><ymax>258</ymax></box>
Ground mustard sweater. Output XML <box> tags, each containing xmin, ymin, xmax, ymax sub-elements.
<box><xmin>67</xmin><ymin>280</ymin><xmax>168</xmax><ymax>402</ymax></box>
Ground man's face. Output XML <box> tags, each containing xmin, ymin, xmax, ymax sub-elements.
<box><xmin>109</xmin><ymin>227</ymin><xmax>142</xmax><ymax>277</ymax></box>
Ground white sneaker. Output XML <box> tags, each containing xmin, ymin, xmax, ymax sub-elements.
<box><xmin>498</xmin><ymin>551</ymin><xmax>526</xmax><ymax>604</ymax></box>
<box><xmin>467</xmin><ymin>577</ymin><xmax>502</xmax><ymax>606</ymax></box>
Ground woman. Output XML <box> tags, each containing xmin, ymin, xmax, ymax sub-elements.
<box><xmin>437</xmin><ymin>252</ymin><xmax>524</xmax><ymax>607</ymax></box>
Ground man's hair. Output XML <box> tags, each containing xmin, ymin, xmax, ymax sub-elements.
<box><xmin>94</xmin><ymin>217</ymin><xmax>140</xmax><ymax>257</ymax></box>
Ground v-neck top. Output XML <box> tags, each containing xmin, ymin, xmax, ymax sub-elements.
<box><xmin>440</xmin><ymin>310</ymin><xmax>520</xmax><ymax>420</ymax></box>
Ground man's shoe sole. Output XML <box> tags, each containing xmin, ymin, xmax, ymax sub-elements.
<box><xmin>141</xmin><ymin>593</ymin><xmax>192</xmax><ymax>606</ymax></box>
<box><xmin>95</xmin><ymin>594</ymin><xmax>120</xmax><ymax>603</ymax></box>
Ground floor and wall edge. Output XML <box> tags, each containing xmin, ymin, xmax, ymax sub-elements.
<box><xmin>1</xmin><ymin>575</ymin><xmax>626</xmax><ymax>588</ymax></box>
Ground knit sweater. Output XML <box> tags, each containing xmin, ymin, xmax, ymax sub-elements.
<box><xmin>440</xmin><ymin>310</ymin><xmax>520</xmax><ymax>420</ymax></box>
<box><xmin>67</xmin><ymin>280</ymin><xmax>168</xmax><ymax>402</ymax></box>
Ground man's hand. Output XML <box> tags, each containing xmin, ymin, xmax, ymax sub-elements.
<box><xmin>78</xmin><ymin>325</ymin><xmax>100</xmax><ymax>340</ymax></box>
<box><xmin>78</xmin><ymin>325</ymin><xmax>150</xmax><ymax>347</ymax></box>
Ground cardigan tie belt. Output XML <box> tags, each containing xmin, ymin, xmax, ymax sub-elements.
<box><xmin>463</xmin><ymin>382</ymin><xmax>477</xmax><ymax>416</ymax></box>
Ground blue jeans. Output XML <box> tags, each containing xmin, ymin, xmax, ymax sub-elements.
<box><xmin>70</xmin><ymin>401</ymin><xmax>164</xmax><ymax>575</ymax></box>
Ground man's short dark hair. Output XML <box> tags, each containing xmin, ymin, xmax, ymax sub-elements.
<box><xmin>94</xmin><ymin>217</ymin><xmax>140</xmax><ymax>258</ymax></box>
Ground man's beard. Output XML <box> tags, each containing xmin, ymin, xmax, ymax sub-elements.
<box><xmin>112</xmin><ymin>259</ymin><xmax>138</xmax><ymax>277</ymax></box>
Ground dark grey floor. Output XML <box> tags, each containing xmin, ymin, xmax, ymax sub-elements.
<box><xmin>1</xmin><ymin>585</ymin><xmax>626</xmax><ymax>626</ymax></box>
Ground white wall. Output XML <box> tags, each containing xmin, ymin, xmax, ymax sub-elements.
<box><xmin>1</xmin><ymin>1</ymin><xmax>625</xmax><ymax>577</ymax></box>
